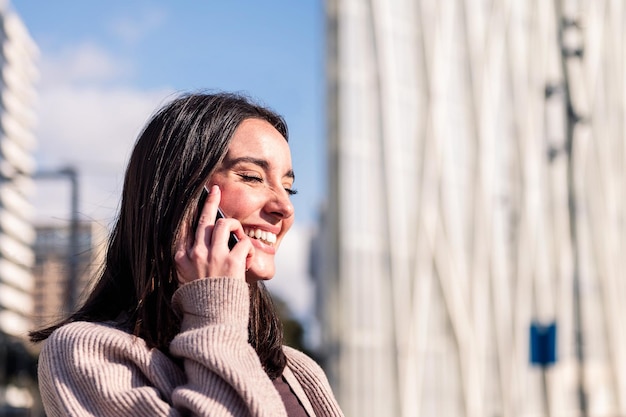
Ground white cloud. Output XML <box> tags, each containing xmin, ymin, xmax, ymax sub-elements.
<box><xmin>32</xmin><ymin>43</ymin><xmax>173</xmax><ymax>226</ymax></box>
<box><xmin>34</xmin><ymin>85</ymin><xmax>172</xmax><ymax>223</ymax></box>
<box><xmin>40</xmin><ymin>42</ymin><xmax>133</xmax><ymax>86</ymax></box>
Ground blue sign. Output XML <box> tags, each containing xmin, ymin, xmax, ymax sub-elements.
<box><xmin>530</xmin><ymin>321</ymin><xmax>557</xmax><ymax>366</ymax></box>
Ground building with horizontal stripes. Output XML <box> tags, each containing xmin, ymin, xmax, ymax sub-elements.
<box><xmin>0</xmin><ymin>0</ymin><xmax>38</xmax><ymax>340</ymax></box>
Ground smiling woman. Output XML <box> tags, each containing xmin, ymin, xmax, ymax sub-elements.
<box><xmin>28</xmin><ymin>92</ymin><xmax>343</xmax><ymax>417</ymax></box>
<box><xmin>207</xmin><ymin>118</ymin><xmax>297</xmax><ymax>281</ymax></box>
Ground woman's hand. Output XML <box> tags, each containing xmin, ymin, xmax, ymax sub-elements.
<box><xmin>175</xmin><ymin>185</ymin><xmax>254</xmax><ymax>284</ymax></box>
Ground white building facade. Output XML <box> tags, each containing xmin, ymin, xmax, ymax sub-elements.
<box><xmin>0</xmin><ymin>2</ymin><xmax>38</xmax><ymax>338</ymax></box>
<box><xmin>320</xmin><ymin>0</ymin><xmax>626</xmax><ymax>416</ymax></box>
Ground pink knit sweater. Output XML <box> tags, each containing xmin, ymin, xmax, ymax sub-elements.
<box><xmin>37</xmin><ymin>277</ymin><xmax>344</xmax><ymax>417</ymax></box>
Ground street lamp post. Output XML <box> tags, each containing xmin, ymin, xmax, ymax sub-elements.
<box><xmin>34</xmin><ymin>167</ymin><xmax>80</xmax><ymax>312</ymax></box>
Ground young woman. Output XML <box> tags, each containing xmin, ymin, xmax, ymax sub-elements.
<box><xmin>30</xmin><ymin>92</ymin><xmax>344</xmax><ymax>417</ymax></box>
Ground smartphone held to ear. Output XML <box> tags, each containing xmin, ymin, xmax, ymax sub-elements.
<box><xmin>215</xmin><ymin>206</ymin><xmax>240</xmax><ymax>250</ymax></box>
<box><xmin>195</xmin><ymin>186</ymin><xmax>239</xmax><ymax>250</ymax></box>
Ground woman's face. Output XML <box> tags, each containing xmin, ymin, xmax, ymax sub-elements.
<box><xmin>209</xmin><ymin>118</ymin><xmax>296</xmax><ymax>282</ymax></box>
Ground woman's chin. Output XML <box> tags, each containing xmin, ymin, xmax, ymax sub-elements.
<box><xmin>244</xmin><ymin>253</ymin><xmax>276</xmax><ymax>283</ymax></box>
<box><xmin>245</xmin><ymin>267</ymin><xmax>275</xmax><ymax>283</ymax></box>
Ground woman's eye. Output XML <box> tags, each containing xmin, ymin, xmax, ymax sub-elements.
<box><xmin>285</xmin><ymin>187</ymin><xmax>298</xmax><ymax>196</ymax></box>
<box><xmin>239</xmin><ymin>174</ymin><xmax>263</xmax><ymax>183</ymax></box>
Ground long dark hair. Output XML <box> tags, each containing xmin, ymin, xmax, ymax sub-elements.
<box><xmin>30</xmin><ymin>92</ymin><xmax>288</xmax><ymax>379</ymax></box>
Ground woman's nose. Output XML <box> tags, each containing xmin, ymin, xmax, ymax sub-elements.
<box><xmin>266</xmin><ymin>188</ymin><xmax>294</xmax><ymax>219</ymax></box>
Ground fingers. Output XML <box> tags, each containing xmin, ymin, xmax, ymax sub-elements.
<box><xmin>175</xmin><ymin>184</ymin><xmax>254</xmax><ymax>284</ymax></box>
<box><xmin>200</xmin><ymin>218</ymin><xmax>253</xmax><ymax>281</ymax></box>
<box><xmin>212</xmin><ymin>218</ymin><xmax>255</xmax><ymax>262</ymax></box>
<box><xmin>195</xmin><ymin>185</ymin><xmax>220</xmax><ymax>247</ymax></box>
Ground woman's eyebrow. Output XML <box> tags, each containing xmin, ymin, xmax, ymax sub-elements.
<box><xmin>224</xmin><ymin>156</ymin><xmax>270</xmax><ymax>170</ymax></box>
<box><xmin>225</xmin><ymin>156</ymin><xmax>295</xmax><ymax>180</ymax></box>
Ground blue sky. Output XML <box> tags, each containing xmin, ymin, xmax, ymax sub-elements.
<box><xmin>11</xmin><ymin>0</ymin><xmax>326</xmax><ymax>227</ymax></box>
<box><xmin>10</xmin><ymin>0</ymin><xmax>326</xmax><ymax>323</ymax></box>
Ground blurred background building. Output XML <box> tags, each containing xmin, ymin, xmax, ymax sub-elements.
<box><xmin>0</xmin><ymin>1</ymin><xmax>40</xmax><ymax>415</ymax></box>
<box><xmin>317</xmin><ymin>0</ymin><xmax>626</xmax><ymax>416</ymax></box>
<box><xmin>0</xmin><ymin>0</ymin><xmax>36</xmax><ymax>342</ymax></box>
<box><xmin>32</xmin><ymin>221</ymin><xmax>106</xmax><ymax>331</ymax></box>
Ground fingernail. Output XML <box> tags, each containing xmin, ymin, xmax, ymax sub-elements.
<box><xmin>208</xmin><ymin>185</ymin><xmax>220</xmax><ymax>195</ymax></box>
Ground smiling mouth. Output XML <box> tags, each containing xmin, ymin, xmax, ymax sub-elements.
<box><xmin>244</xmin><ymin>227</ymin><xmax>277</xmax><ymax>246</ymax></box>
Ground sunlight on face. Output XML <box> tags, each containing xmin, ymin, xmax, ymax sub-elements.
<box><xmin>210</xmin><ymin>118</ymin><xmax>296</xmax><ymax>282</ymax></box>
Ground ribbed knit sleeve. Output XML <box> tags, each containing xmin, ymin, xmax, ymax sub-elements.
<box><xmin>169</xmin><ymin>277</ymin><xmax>287</xmax><ymax>416</ymax></box>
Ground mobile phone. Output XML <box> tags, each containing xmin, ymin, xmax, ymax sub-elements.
<box><xmin>215</xmin><ymin>206</ymin><xmax>240</xmax><ymax>250</ymax></box>
<box><xmin>195</xmin><ymin>186</ymin><xmax>239</xmax><ymax>250</ymax></box>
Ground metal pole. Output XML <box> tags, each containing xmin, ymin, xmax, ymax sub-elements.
<box><xmin>64</xmin><ymin>167</ymin><xmax>79</xmax><ymax>311</ymax></box>
<box><xmin>34</xmin><ymin>167</ymin><xmax>80</xmax><ymax>312</ymax></box>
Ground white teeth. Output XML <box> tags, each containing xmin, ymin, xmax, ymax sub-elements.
<box><xmin>246</xmin><ymin>228</ymin><xmax>276</xmax><ymax>245</ymax></box>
